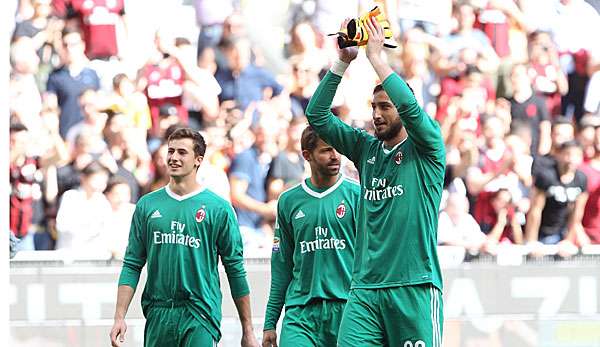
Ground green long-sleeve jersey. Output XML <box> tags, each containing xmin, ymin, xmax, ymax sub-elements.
<box><xmin>118</xmin><ymin>185</ymin><xmax>249</xmax><ymax>342</ymax></box>
<box><xmin>306</xmin><ymin>71</ymin><xmax>445</xmax><ymax>290</ymax></box>
<box><xmin>263</xmin><ymin>176</ymin><xmax>360</xmax><ymax>331</ymax></box>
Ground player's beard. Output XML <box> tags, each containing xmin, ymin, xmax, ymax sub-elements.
<box><xmin>316</xmin><ymin>160</ymin><xmax>341</xmax><ymax>177</ymax></box>
<box><xmin>375</xmin><ymin>117</ymin><xmax>403</xmax><ymax>141</ymax></box>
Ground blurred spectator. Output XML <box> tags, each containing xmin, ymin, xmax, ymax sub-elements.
<box><xmin>109</xmin><ymin>73</ymin><xmax>152</xmax><ymax>137</ymax></box>
<box><xmin>288</xmin><ymin>56</ymin><xmax>321</xmax><ymax>117</ymax></box>
<box><xmin>548</xmin><ymin>0</ymin><xmax>600</xmax><ymax>121</ymax></box>
<box><xmin>584</xmin><ymin>65</ymin><xmax>600</xmax><ymax>115</ymax></box>
<box><xmin>509</xmin><ymin>63</ymin><xmax>552</xmax><ymax>155</ymax></box>
<box><xmin>442</xmin><ymin>3</ymin><xmax>499</xmax><ymax>75</ymax></box>
<box><xmin>56</xmin><ymin>128</ymin><xmax>112</xmax><ymax>197</ymax></box>
<box><xmin>147</xmin><ymin>104</ymin><xmax>184</xmax><ymax>152</ymax></box>
<box><xmin>480</xmin><ymin>188</ymin><xmax>524</xmax><ymax>248</ymax></box>
<box><xmin>580</xmin><ymin>115</ymin><xmax>600</xmax><ymax>244</ymax></box>
<box><xmin>10</xmin><ymin>123</ymin><xmax>67</xmax><ymax>250</ymax></box>
<box><xmin>229</xmin><ymin>124</ymin><xmax>277</xmax><ymax>253</ymax></box>
<box><xmin>385</xmin><ymin>0</ymin><xmax>453</xmax><ymax>36</ymax></box>
<box><xmin>577</xmin><ymin>115</ymin><xmax>600</xmax><ymax>162</ymax></box>
<box><xmin>146</xmin><ymin>141</ymin><xmax>171</xmax><ymax>193</ymax></box>
<box><xmin>65</xmin><ymin>89</ymin><xmax>109</xmax><ymax>145</ymax></box>
<box><xmin>103</xmin><ymin>176</ymin><xmax>135</xmax><ymax>259</ymax></box>
<box><xmin>399</xmin><ymin>33</ymin><xmax>439</xmax><ymax>116</ymax></box>
<box><xmin>528</xmin><ymin>31</ymin><xmax>569</xmax><ymax>117</ymax></box>
<box><xmin>55</xmin><ymin>162</ymin><xmax>112</xmax><ymax>250</ymax></box>
<box><xmin>525</xmin><ymin>140</ymin><xmax>587</xmax><ymax>247</ymax></box>
<box><xmin>266</xmin><ymin>117</ymin><xmax>307</xmax><ymax>201</ymax></box>
<box><xmin>467</xmin><ymin>115</ymin><xmax>522</xmax><ymax>226</ymax></box>
<box><xmin>196</xmin><ymin>130</ymin><xmax>231</xmax><ymax>202</ymax></box>
<box><xmin>175</xmin><ymin>37</ymin><xmax>222</xmax><ymax>128</ymax></box>
<box><xmin>46</xmin><ymin>27</ymin><xmax>100</xmax><ymax>138</ymax></box>
<box><xmin>137</xmin><ymin>29</ymin><xmax>189</xmax><ymax>135</ymax></box>
<box><xmin>532</xmin><ymin>116</ymin><xmax>575</xmax><ymax>176</ymax></box>
<box><xmin>193</xmin><ymin>0</ymin><xmax>235</xmax><ymax>53</ymax></box>
<box><xmin>215</xmin><ymin>36</ymin><xmax>284</xmax><ymax>112</ymax></box>
<box><xmin>286</xmin><ymin>21</ymin><xmax>328</xmax><ymax>72</ymax></box>
<box><xmin>103</xmin><ymin>111</ymin><xmax>149</xmax><ymax>201</ymax></box>
<box><xmin>64</xmin><ymin>0</ymin><xmax>126</xmax><ymax>60</ymax></box>
<box><xmin>13</xmin><ymin>0</ymin><xmax>55</xmax><ymax>48</ymax></box>
<box><xmin>438</xmin><ymin>192</ymin><xmax>487</xmax><ymax>254</ymax></box>
<box><xmin>10</xmin><ymin>37</ymin><xmax>43</xmax><ymax>131</ymax></box>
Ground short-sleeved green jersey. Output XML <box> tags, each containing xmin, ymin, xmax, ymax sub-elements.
<box><xmin>263</xmin><ymin>176</ymin><xmax>360</xmax><ymax>330</ymax></box>
<box><xmin>118</xmin><ymin>186</ymin><xmax>249</xmax><ymax>342</ymax></box>
<box><xmin>306</xmin><ymin>71</ymin><xmax>445</xmax><ymax>290</ymax></box>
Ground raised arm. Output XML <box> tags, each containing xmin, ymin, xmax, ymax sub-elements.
<box><xmin>305</xmin><ymin>19</ymin><xmax>370</xmax><ymax>164</ymax></box>
<box><xmin>364</xmin><ymin>16</ymin><xmax>445</xmax><ymax>157</ymax></box>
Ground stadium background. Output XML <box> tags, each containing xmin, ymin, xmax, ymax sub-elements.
<box><xmin>8</xmin><ymin>0</ymin><xmax>600</xmax><ymax>346</ymax></box>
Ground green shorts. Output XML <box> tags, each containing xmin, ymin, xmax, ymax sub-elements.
<box><xmin>280</xmin><ymin>299</ymin><xmax>346</xmax><ymax>347</ymax></box>
<box><xmin>338</xmin><ymin>284</ymin><xmax>443</xmax><ymax>347</ymax></box>
<box><xmin>144</xmin><ymin>305</ymin><xmax>216</xmax><ymax>347</ymax></box>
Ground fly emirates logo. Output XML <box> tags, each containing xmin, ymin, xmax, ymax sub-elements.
<box><xmin>300</xmin><ymin>226</ymin><xmax>347</xmax><ymax>254</ymax></box>
<box><xmin>363</xmin><ymin>177</ymin><xmax>404</xmax><ymax>201</ymax></box>
<box><xmin>153</xmin><ymin>221</ymin><xmax>201</xmax><ymax>249</ymax></box>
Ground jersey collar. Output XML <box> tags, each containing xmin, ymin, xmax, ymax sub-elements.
<box><xmin>301</xmin><ymin>175</ymin><xmax>345</xmax><ymax>199</ymax></box>
<box><xmin>381</xmin><ymin>137</ymin><xmax>407</xmax><ymax>155</ymax></box>
<box><xmin>164</xmin><ymin>185</ymin><xmax>206</xmax><ymax>201</ymax></box>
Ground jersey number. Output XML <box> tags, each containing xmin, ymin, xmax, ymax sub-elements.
<box><xmin>404</xmin><ymin>341</ymin><xmax>425</xmax><ymax>347</ymax></box>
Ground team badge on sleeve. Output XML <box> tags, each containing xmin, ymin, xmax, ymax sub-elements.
<box><xmin>394</xmin><ymin>151</ymin><xmax>403</xmax><ymax>165</ymax></box>
<box><xmin>336</xmin><ymin>201</ymin><xmax>346</xmax><ymax>218</ymax></box>
<box><xmin>272</xmin><ymin>237</ymin><xmax>280</xmax><ymax>252</ymax></box>
<box><xmin>195</xmin><ymin>207</ymin><xmax>206</xmax><ymax>223</ymax></box>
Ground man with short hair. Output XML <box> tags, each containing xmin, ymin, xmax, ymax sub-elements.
<box><xmin>305</xmin><ymin>18</ymin><xmax>445</xmax><ymax>346</ymax></box>
<box><xmin>262</xmin><ymin>126</ymin><xmax>360</xmax><ymax>346</ymax></box>
<box><xmin>110</xmin><ymin>128</ymin><xmax>259</xmax><ymax>347</ymax></box>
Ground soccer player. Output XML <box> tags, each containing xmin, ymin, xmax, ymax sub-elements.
<box><xmin>262</xmin><ymin>126</ymin><xmax>360</xmax><ymax>347</ymax></box>
<box><xmin>305</xmin><ymin>17</ymin><xmax>445</xmax><ymax>346</ymax></box>
<box><xmin>109</xmin><ymin>128</ymin><xmax>259</xmax><ymax>347</ymax></box>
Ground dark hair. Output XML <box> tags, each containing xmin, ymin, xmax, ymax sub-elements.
<box><xmin>167</xmin><ymin>127</ymin><xmax>207</xmax><ymax>157</ymax></box>
<box><xmin>159</xmin><ymin>103</ymin><xmax>179</xmax><ymax>117</ymax></box>
<box><xmin>164</xmin><ymin>122</ymin><xmax>188</xmax><ymax>141</ymax></box>
<box><xmin>104</xmin><ymin>176</ymin><xmax>129</xmax><ymax>194</ymax></box>
<box><xmin>373</xmin><ymin>84</ymin><xmax>384</xmax><ymax>94</ymax></box>
<box><xmin>10</xmin><ymin>123</ymin><xmax>28</xmax><ymax>133</ymax></box>
<box><xmin>61</xmin><ymin>26</ymin><xmax>82</xmax><ymax>40</ymax></box>
<box><xmin>552</xmin><ymin>116</ymin><xmax>573</xmax><ymax>130</ymax></box>
<box><xmin>175</xmin><ymin>37</ymin><xmax>191</xmax><ymax>47</ymax></box>
<box><xmin>558</xmin><ymin>140</ymin><xmax>581</xmax><ymax>151</ymax></box>
<box><xmin>81</xmin><ymin>162</ymin><xmax>108</xmax><ymax>177</ymax></box>
<box><xmin>300</xmin><ymin>125</ymin><xmax>321</xmax><ymax>152</ymax></box>
<box><xmin>112</xmin><ymin>73</ymin><xmax>129</xmax><ymax>90</ymax></box>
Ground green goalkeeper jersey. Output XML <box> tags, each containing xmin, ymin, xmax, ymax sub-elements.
<box><xmin>118</xmin><ymin>185</ymin><xmax>249</xmax><ymax>342</ymax></box>
<box><xmin>306</xmin><ymin>71</ymin><xmax>445</xmax><ymax>290</ymax></box>
<box><xmin>263</xmin><ymin>176</ymin><xmax>360</xmax><ymax>330</ymax></box>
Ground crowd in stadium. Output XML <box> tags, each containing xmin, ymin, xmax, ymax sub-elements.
<box><xmin>8</xmin><ymin>0</ymin><xmax>600</xmax><ymax>259</ymax></box>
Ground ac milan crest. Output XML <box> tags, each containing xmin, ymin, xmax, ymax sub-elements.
<box><xmin>336</xmin><ymin>202</ymin><xmax>346</xmax><ymax>218</ymax></box>
<box><xmin>195</xmin><ymin>208</ymin><xmax>206</xmax><ymax>223</ymax></box>
<box><xmin>394</xmin><ymin>151</ymin><xmax>403</xmax><ymax>165</ymax></box>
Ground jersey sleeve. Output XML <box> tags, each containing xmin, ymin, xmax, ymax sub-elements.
<box><xmin>382</xmin><ymin>73</ymin><xmax>445</xmax><ymax>158</ymax></box>
<box><xmin>217</xmin><ymin>204</ymin><xmax>250</xmax><ymax>299</ymax></box>
<box><xmin>118</xmin><ymin>202</ymin><xmax>148</xmax><ymax>289</ymax></box>
<box><xmin>305</xmin><ymin>71</ymin><xmax>370</xmax><ymax>163</ymax></box>
<box><xmin>263</xmin><ymin>199</ymin><xmax>295</xmax><ymax>331</ymax></box>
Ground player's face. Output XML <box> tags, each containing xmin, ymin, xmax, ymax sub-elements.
<box><xmin>305</xmin><ymin>138</ymin><xmax>341</xmax><ymax>176</ymax></box>
<box><xmin>372</xmin><ymin>91</ymin><xmax>403</xmax><ymax>141</ymax></box>
<box><xmin>166</xmin><ymin>138</ymin><xmax>202</xmax><ymax>178</ymax></box>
